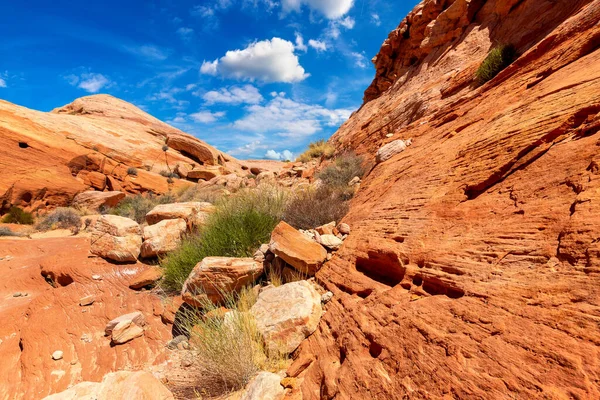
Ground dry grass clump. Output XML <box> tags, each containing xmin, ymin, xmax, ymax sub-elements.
<box><xmin>2</xmin><ymin>207</ymin><xmax>34</xmax><ymax>225</ymax></box>
<box><xmin>475</xmin><ymin>44</ymin><xmax>517</xmax><ymax>86</ymax></box>
<box><xmin>0</xmin><ymin>226</ymin><xmax>19</xmax><ymax>237</ymax></box>
<box><xmin>317</xmin><ymin>152</ymin><xmax>366</xmax><ymax>195</ymax></box>
<box><xmin>36</xmin><ymin>207</ymin><xmax>81</xmax><ymax>232</ymax></box>
<box><xmin>296</xmin><ymin>139</ymin><xmax>335</xmax><ymax>163</ymax></box>
<box><xmin>175</xmin><ymin>184</ymin><xmax>225</xmax><ymax>204</ymax></box>
<box><xmin>177</xmin><ymin>286</ymin><xmax>285</xmax><ymax>397</ymax></box>
<box><xmin>108</xmin><ymin>193</ymin><xmax>176</xmax><ymax>223</ymax></box>
<box><xmin>283</xmin><ymin>186</ymin><xmax>349</xmax><ymax>230</ymax></box>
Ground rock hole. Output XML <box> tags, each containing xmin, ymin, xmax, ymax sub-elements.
<box><xmin>422</xmin><ymin>279</ymin><xmax>465</xmax><ymax>299</ymax></box>
<box><xmin>369</xmin><ymin>341</ymin><xmax>383</xmax><ymax>358</ymax></box>
<box><xmin>339</xmin><ymin>347</ymin><xmax>347</xmax><ymax>364</ymax></box>
<box><xmin>41</xmin><ymin>271</ymin><xmax>73</xmax><ymax>287</ymax></box>
<box><xmin>356</xmin><ymin>250</ymin><xmax>405</xmax><ymax>287</ymax></box>
<box><xmin>19</xmin><ymin>339</ymin><xmax>24</xmax><ymax>352</ymax></box>
<box><xmin>18</xmin><ymin>142</ymin><xmax>29</xmax><ymax>149</ymax></box>
<box><xmin>392</xmin><ymin>236</ymin><xmax>405</xmax><ymax>243</ymax></box>
<box><xmin>412</xmin><ymin>276</ymin><xmax>423</xmax><ymax>287</ymax></box>
<box><xmin>21</xmin><ymin>192</ymin><xmax>32</xmax><ymax>204</ymax></box>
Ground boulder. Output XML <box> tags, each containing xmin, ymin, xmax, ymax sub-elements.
<box><xmin>72</xmin><ymin>191</ymin><xmax>125</xmax><ymax>212</ymax></box>
<box><xmin>318</xmin><ymin>234</ymin><xmax>343</xmax><ymax>250</ymax></box>
<box><xmin>336</xmin><ymin>222</ymin><xmax>350</xmax><ymax>235</ymax></box>
<box><xmin>187</xmin><ymin>166</ymin><xmax>223</xmax><ymax>181</ymax></box>
<box><xmin>129</xmin><ymin>267</ymin><xmax>163</xmax><ymax>289</ymax></box>
<box><xmin>181</xmin><ymin>257</ymin><xmax>264</xmax><ymax>306</ymax></box>
<box><xmin>241</xmin><ymin>371</ymin><xmax>284</xmax><ymax>400</ymax></box>
<box><xmin>105</xmin><ymin>312</ymin><xmax>145</xmax><ymax>336</ymax></box>
<box><xmin>250</xmin><ymin>280</ymin><xmax>322</xmax><ymax>354</ymax></box>
<box><xmin>87</xmin><ymin>171</ymin><xmax>107</xmax><ymax>190</ymax></box>
<box><xmin>256</xmin><ymin>171</ymin><xmax>276</xmax><ymax>182</ymax></box>
<box><xmin>269</xmin><ymin>222</ymin><xmax>327</xmax><ymax>276</ymax></box>
<box><xmin>42</xmin><ymin>371</ymin><xmax>174</xmax><ymax>400</ymax></box>
<box><xmin>315</xmin><ymin>221</ymin><xmax>336</xmax><ymax>235</ymax></box>
<box><xmin>145</xmin><ymin>202</ymin><xmax>214</xmax><ymax>227</ymax></box>
<box><xmin>166</xmin><ymin>133</ymin><xmax>221</xmax><ymax>165</ymax></box>
<box><xmin>140</xmin><ymin>218</ymin><xmax>187</xmax><ymax>258</ymax></box>
<box><xmin>111</xmin><ymin>320</ymin><xmax>144</xmax><ymax>344</ymax></box>
<box><xmin>90</xmin><ymin>215</ymin><xmax>142</xmax><ymax>262</ymax></box>
<box><xmin>376</xmin><ymin>138</ymin><xmax>412</xmax><ymax>163</ymax></box>
<box><xmin>250</xmin><ymin>167</ymin><xmax>265</xmax><ymax>175</ymax></box>
<box><xmin>174</xmin><ymin>163</ymin><xmax>192</xmax><ymax>179</ymax></box>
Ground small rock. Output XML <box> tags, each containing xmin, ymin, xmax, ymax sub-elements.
<box><xmin>241</xmin><ymin>371</ymin><xmax>284</xmax><ymax>400</ymax></box>
<box><xmin>319</xmin><ymin>234</ymin><xmax>343</xmax><ymax>250</ymax></box>
<box><xmin>111</xmin><ymin>320</ymin><xmax>144</xmax><ymax>344</ymax></box>
<box><xmin>348</xmin><ymin>176</ymin><xmax>361</xmax><ymax>186</ymax></box>
<box><xmin>386</xmin><ymin>133</ymin><xmax>394</xmax><ymax>138</ymax></box>
<box><xmin>80</xmin><ymin>334</ymin><xmax>92</xmax><ymax>343</ymax></box>
<box><xmin>326</xmin><ymin>253</ymin><xmax>333</xmax><ymax>261</ymax></box>
<box><xmin>336</xmin><ymin>223</ymin><xmax>351</xmax><ymax>235</ymax></box>
<box><xmin>12</xmin><ymin>292</ymin><xmax>22</xmax><ymax>298</ymax></box>
<box><xmin>52</xmin><ymin>350</ymin><xmax>63</xmax><ymax>361</ymax></box>
<box><xmin>79</xmin><ymin>295</ymin><xmax>95</xmax><ymax>306</ymax></box>
<box><xmin>315</xmin><ymin>221</ymin><xmax>336</xmax><ymax>235</ymax></box>
<box><xmin>92</xmin><ymin>274</ymin><xmax>102</xmax><ymax>281</ymax></box>
<box><xmin>376</xmin><ymin>138</ymin><xmax>413</xmax><ymax>163</ymax></box>
<box><xmin>321</xmin><ymin>291</ymin><xmax>334</xmax><ymax>304</ymax></box>
<box><xmin>129</xmin><ymin>267</ymin><xmax>163</xmax><ymax>289</ymax></box>
<box><xmin>105</xmin><ymin>312</ymin><xmax>145</xmax><ymax>336</ymax></box>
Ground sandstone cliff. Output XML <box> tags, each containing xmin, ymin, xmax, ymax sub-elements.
<box><xmin>292</xmin><ymin>0</ymin><xmax>600</xmax><ymax>398</ymax></box>
<box><xmin>0</xmin><ymin>94</ymin><xmax>237</xmax><ymax>212</ymax></box>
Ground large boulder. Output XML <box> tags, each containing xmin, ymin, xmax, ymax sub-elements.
<box><xmin>166</xmin><ymin>133</ymin><xmax>222</xmax><ymax>166</ymax></box>
<box><xmin>72</xmin><ymin>190</ymin><xmax>125</xmax><ymax>212</ymax></box>
<box><xmin>182</xmin><ymin>257</ymin><xmax>264</xmax><ymax>306</ymax></box>
<box><xmin>145</xmin><ymin>202</ymin><xmax>214</xmax><ymax>228</ymax></box>
<box><xmin>187</xmin><ymin>166</ymin><xmax>226</xmax><ymax>181</ymax></box>
<box><xmin>90</xmin><ymin>215</ymin><xmax>142</xmax><ymax>262</ymax></box>
<box><xmin>250</xmin><ymin>280</ymin><xmax>322</xmax><ymax>354</ymax></box>
<box><xmin>140</xmin><ymin>218</ymin><xmax>187</xmax><ymax>258</ymax></box>
<box><xmin>269</xmin><ymin>221</ymin><xmax>328</xmax><ymax>276</ymax></box>
<box><xmin>375</xmin><ymin>138</ymin><xmax>412</xmax><ymax>163</ymax></box>
<box><xmin>42</xmin><ymin>371</ymin><xmax>174</xmax><ymax>400</ymax></box>
<box><xmin>241</xmin><ymin>371</ymin><xmax>284</xmax><ymax>400</ymax></box>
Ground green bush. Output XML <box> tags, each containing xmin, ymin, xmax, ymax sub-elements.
<box><xmin>318</xmin><ymin>152</ymin><xmax>366</xmax><ymax>193</ymax></box>
<box><xmin>475</xmin><ymin>44</ymin><xmax>517</xmax><ymax>86</ymax></box>
<box><xmin>0</xmin><ymin>227</ymin><xmax>18</xmax><ymax>237</ymax></box>
<box><xmin>161</xmin><ymin>186</ymin><xmax>286</xmax><ymax>292</ymax></box>
<box><xmin>296</xmin><ymin>139</ymin><xmax>335</xmax><ymax>163</ymax></box>
<box><xmin>283</xmin><ymin>186</ymin><xmax>349</xmax><ymax>230</ymax></box>
<box><xmin>36</xmin><ymin>208</ymin><xmax>81</xmax><ymax>232</ymax></box>
<box><xmin>159</xmin><ymin>170</ymin><xmax>179</xmax><ymax>179</ymax></box>
<box><xmin>109</xmin><ymin>193</ymin><xmax>176</xmax><ymax>224</ymax></box>
<box><xmin>2</xmin><ymin>207</ymin><xmax>34</xmax><ymax>225</ymax></box>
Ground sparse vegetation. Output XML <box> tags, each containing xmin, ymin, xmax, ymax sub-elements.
<box><xmin>127</xmin><ymin>167</ymin><xmax>138</xmax><ymax>176</ymax></box>
<box><xmin>317</xmin><ymin>152</ymin><xmax>366</xmax><ymax>195</ymax></box>
<box><xmin>175</xmin><ymin>184</ymin><xmax>225</xmax><ymax>204</ymax></box>
<box><xmin>160</xmin><ymin>170</ymin><xmax>179</xmax><ymax>179</ymax></box>
<box><xmin>161</xmin><ymin>185</ymin><xmax>286</xmax><ymax>292</ymax></box>
<box><xmin>283</xmin><ymin>186</ymin><xmax>349</xmax><ymax>230</ymax></box>
<box><xmin>109</xmin><ymin>193</ymin><xmax>176</xmax><ymax>223</ymax></box>
<box><xmin>178</xmin><ymin>286</ymin><xmax>284</xmax><ymax>396</ymax></box>
<box><xmin>2</xmin><ymin>207</ymin><xmax>34</xmax><ymax>225</ymax></box>
<box><xmin>0</xmin><ymin>227</ymin><xmax>18</xmax><ymax>237</ymax></box>
<box><xmin>36</xmin><ymin>207</ymin><xmax>81</xmax><ymax>232</ymax></box>
<box><xmin>475</xmin><ymin>44</ymin><xmax>517</xmax><ymax>86</ymax></box>
<box><xmin>296</xmin><ymin>139</ymin><xmax>335</xmax><ymax>163</ymax></box>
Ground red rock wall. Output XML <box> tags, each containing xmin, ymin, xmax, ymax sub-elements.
<box><xmin>292</xmin><ymin>0</ymin><xmax>600</xmax><ymax>398</ymax></box>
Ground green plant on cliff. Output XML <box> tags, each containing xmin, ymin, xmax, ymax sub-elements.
<box><xmin>161</xmin><ymin>185</ymin><xmax>286</xmax><ymax>292</ymax></box>
<box><xmin>475</xmin><ymin>44</ymin><xmax>517</xmax><ymax>86</ymax></box>
<box><xmin>2</xmin><ymin>207</ymin><xmax>34</xmax><ymax>225</ymax></box>
<box><xmin>296</xmin><ymin>139</ymin><xmax>335</xmax><ymax>163</ymax></box>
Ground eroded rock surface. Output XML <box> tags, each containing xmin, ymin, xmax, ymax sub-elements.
<box><xmin>294</xmin><ymin>0</ymin><xmax>600</xmax><ymax>398</ymax></box>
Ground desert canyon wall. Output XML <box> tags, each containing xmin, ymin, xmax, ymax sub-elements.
<box><xmin>291</xmin><ymin>0</ymin><xmax>600</xmax><ymax>398</ymax></box>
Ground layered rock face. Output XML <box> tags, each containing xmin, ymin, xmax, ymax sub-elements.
<box><xmin>0</xmin><ymin>94</ymin><xmax>238</xmax><ymax>212</ymax></box>
<box><xmin>294</xmin><ymin>0</ymin><xmax>600</xmax><ymax>398</ymax></box>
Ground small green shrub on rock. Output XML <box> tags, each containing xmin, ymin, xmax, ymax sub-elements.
<box><xmin>127</xmin><ymin>167</ymin><xmax>138</xmax><ymax>176</ymax></box>
<box><xmin>317</xmin><ymin>152</ymin><xmax>366</xmax><ymax>194</ymax></box>
<box><xmin>161</xmin><ymin>186</ymin><xmax>286</xmax><ymax>292</ymax></box>
<box><xmin>36</xmin><ymin>208</ymin><xmax>81</xmax><ymax>232</ymax></box>
<box><xmin>475</xmin><ymin>44</ymin><xmax>517</xmax><ymax>86</ymax></box>
<box><xmin>2</xmin><ymin>207</ymin><xmax>34</xmax><ymax>225</ymax></box>
<box><xmin>109</xmin><ymin>193</ymin><xmax>176</xmax><ymax>223</ymax></box>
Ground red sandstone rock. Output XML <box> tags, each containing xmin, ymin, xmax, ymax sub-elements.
<box><xmin>269</xmin><ymin>221</ymin><xmax>327</xmax><ymax>276</ymax></box>
<box><xmin>72</xmin><ymin>191</ymin><xmax>125</xmax><ymax>212</ymax></box>
<box><xmin>294</xmin><ymin>1</ymin><xmax>600</xmax><ymax>398</ymax></box>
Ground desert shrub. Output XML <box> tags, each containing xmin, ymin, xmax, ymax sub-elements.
<box><xmin>161</xmin><ymin>186</ymin><xmax>286</xmax><ymax>292</ymax></box>
<box><xmin>283</xmin><ymin>186</ymin><xmax>349</xmax><ymax>230</ymax></box>
<box><xmin>175</xmin><ymin>184</ymin><xmax>225</xmax><ymax>204</ymax></box>
<box><xmin>2</xmin><ymin>207</ymin><xmax>34</xmax><ymax>225</ymax></box>
<box><xmin>296</xmin><ymin>139</ymin><xmax>335</xmax><ymax>163</ymax></box>
<box><xmin>0</xmin><ymin>227</ymin><xmax>18</xmax><ymax>237</ymax></box>
<box><xmin>178</xmin><ymin>286</ymin><xmax>283</xmax><ymax>396</ymax></box>
<box><xmin>36</xmin><ymin>208</ymin><xmax>81</xmax><ymax>232</ymax></box>
<box><xmin>109</xmin><ymin>193</ymin><xmax>176</xmax><ymax>223</ymax></box>
<box><xmin>317</xmin><ymin>152</ymin><xmax>366</xmax><ymax>192</ymax></box>
<box><xmin>160</xmin><ymin>170</ymin><xmax>179</xmax><ymax>179</ymax></box>
<box><xmin>127</xmin><ymin>167</ymin><xmax>138</xmax><ymax>176</ymax></box>
<box><xmin>475</xmin><ymin>44</ymin><xmax>517</xmax><ymax>86</ymax></box>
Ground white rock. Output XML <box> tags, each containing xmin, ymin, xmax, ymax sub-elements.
<box><xmin>319</xmin><ymin>234</ymin><xmax>343</xmax><ymax>250</ymax></box>
<box><xmin>52</xmin><ymin>350</ymin><xmax>63</xmax><ymax>361</ymax></box>
<box><xmin>241</xmin><ymin>371</ymin><xmax>284</xmax><ymax>400</ymax></box>
<box><xmin>376</xmin><ymin>138</ymin><xmax>413</xmax><ymax>163</ymax></box>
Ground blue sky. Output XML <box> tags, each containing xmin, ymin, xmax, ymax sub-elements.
<box><xmin>0</xmin><ymin>0</ymin><xmax>418</xmax><ymax>160</ymax></box>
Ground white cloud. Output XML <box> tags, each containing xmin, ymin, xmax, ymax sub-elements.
<box><xmin>371</xmin><ymin>13</ymin><xmax>381</xmax><ymax>26</ymax></box>
<box><xmin>233</xmin><ymin>93</ymin><xmax>353</xmax><ymax>138</ymax></box>
<box><xmin>295</xmin><ymin>32</ymin><xmax>307</xmax><ymax>52</ymax></box>
<box><xmin>200</xmin><ymin>37</ymin><xmax>309</xmax><ymax>83</ymax></box>
<box><xmin>203</xmin><ymin>85</ymin><xmax>264</xmax><ymax>105</ymax></box>
<box><xmin>124</xmin><ymin>44</ymin><xmax>169</xmax><ymax>61</ymax></box>
<box><xmin>265</xmin><ymin>149</ymin><xmax>294</xmax><ymax>160</ymax></box>
<box><xmin>190</xmin><ymin>110</ymin><xmax>226</xmax><ymax>123</ymax></box>
<box><xmin>326</xmin><ymin>16</ymin><xmax>355</xmax><ymax>39</ymax></box>
<box><xmin>308</xmin><ymin>39</ymin><xmax>327</xmax><ymax>52</ymax></box>
<box><xmin>0</xmin><ymin>78</ymin><xmax>6</xmax><ymax>88</ymax></box>
<box><xmin>281</xmin><ymin>0</ymin><xmax>354</xmax><ymax>19</ymax></box>
<box><xmin>65</xmin><ymin>72</ymin><xmax>111</xmax><ymax>93</ymax></box>
<box><xmin>351</xmin><ymin>51</ymin><xmax>367</xmax><ymax>68</ymax></box>
<box><xmin>177</xmin><ymin>27</ymin><xmax>194</xmax><ymax>40</ymax></box>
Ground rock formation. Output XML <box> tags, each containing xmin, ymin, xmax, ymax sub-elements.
<box><xmin>0</xmin><ymin>94</ymin><xmax>239</xmax><ymax>213</ymax></box>
<box><xmin>292</xmin><ymin>0</ymin><xmax>600</xmax><ymax>398</ymax></box>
